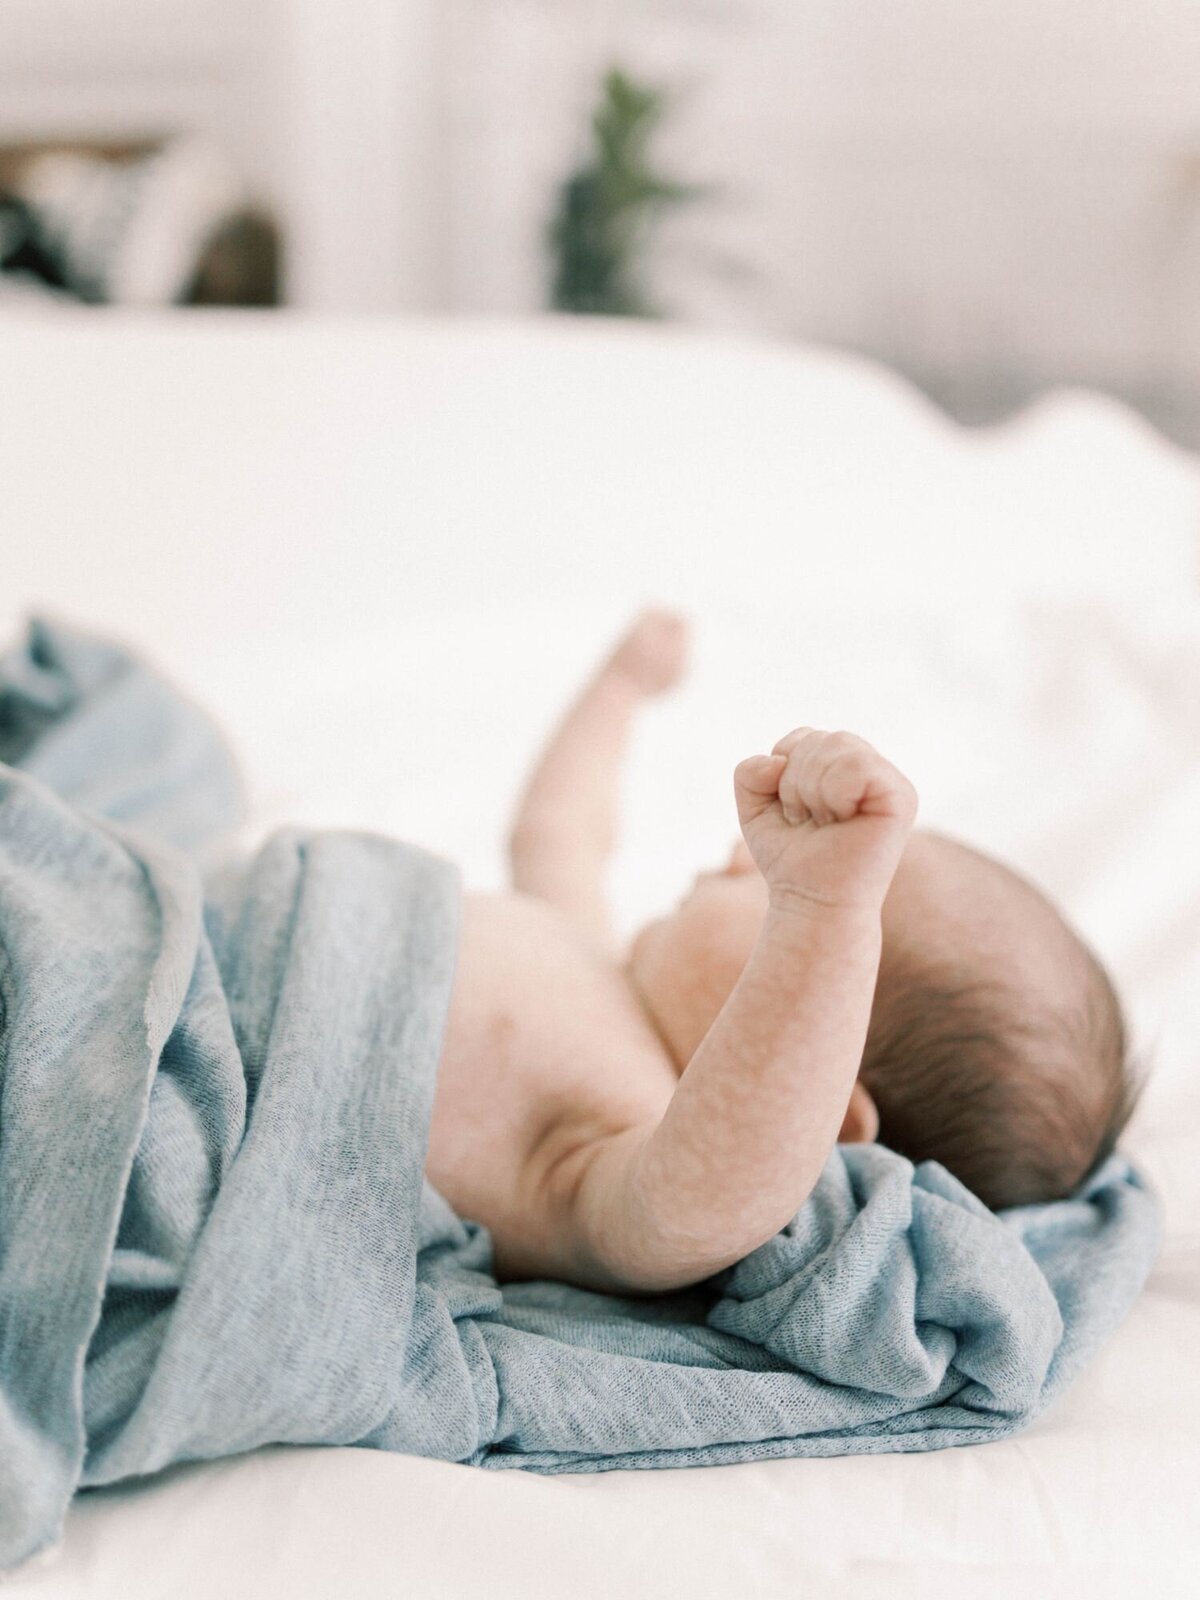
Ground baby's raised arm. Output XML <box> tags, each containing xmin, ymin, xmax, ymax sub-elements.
<box><xmin>556</xmin><ymin>728</ymin><xmax>919</xmax><ymax>1294</ymax></box>
<box><xmin>508</xmin><ymin>609</ymin><xmax>688</xmax><ymax>956</ymax></box>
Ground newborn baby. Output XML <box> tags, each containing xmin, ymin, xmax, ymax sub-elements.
<box><xmin>425</xmin><ymin>610</ymin><xmax>1140</xmax><ymax>1297</ymax></box>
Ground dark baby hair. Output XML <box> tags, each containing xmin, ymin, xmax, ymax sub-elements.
<box><xmin>858</xmin><ymin>944</ymin><xmax>1145</xmax><ymax>1211</ymax></box>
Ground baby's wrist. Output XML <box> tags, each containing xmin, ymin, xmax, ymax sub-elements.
<box><xmin>765</xmin><ymin>882</ymin><xmax>887</xmax><ymax>925</ymax></box>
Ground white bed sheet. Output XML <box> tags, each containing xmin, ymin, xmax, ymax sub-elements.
<box><xmin>0</xmin><ymin>311</ymin><xmax>1197</xmax><ymax>1598</ymax></box>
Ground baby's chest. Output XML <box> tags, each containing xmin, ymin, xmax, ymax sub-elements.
<box><xmin>425</xmin><ymin>892</ymin><xmax>677</xmax><ymax>1275</ymax></box>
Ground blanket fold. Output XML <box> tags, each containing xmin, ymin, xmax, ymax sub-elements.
<box><xmin>0</xmin><ymin>617</ymin><xmax>1162</xmax><ymax>1574</ymax></box>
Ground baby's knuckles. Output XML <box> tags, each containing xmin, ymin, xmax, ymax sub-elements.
<box><xmin>782</xmin><ymin>733</ymin><xmax>903</xmax><ymax>818</ymax></box>
<box><xmin>827</xmin><ymin>751</ymin><xmax>916</xmax><ymax>823</ymax></box>
<box><xmin>874</xmin><ymin>765</ymin><xmax>919</xmax><ymax>824</ymax></box>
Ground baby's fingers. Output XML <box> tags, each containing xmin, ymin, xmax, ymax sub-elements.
<box><xmin>733</xmin><ymin>753</ymin><xmax>788</xmax><ymax>827</ymax></box>
<box><xmin>771</xmin><ymin>728</ymin><xmax>829</xmax><ymax>823</ymax></box>
<box><xmin>774</xmin><ymin>729</ymin><xmax>914</xmax><ymax>827</ymax></box>
<box><xmin>807</xmin><ymin>748</ymin><xmax>884</xmax><ymax>825</ymax></box>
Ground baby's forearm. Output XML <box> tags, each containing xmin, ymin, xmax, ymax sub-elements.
<box><xmin>507</xmin><ymin>668</ymin><xmax>639</xmax><ymax>954</ymax></box>
<box><xmin>509</xmin><ymin>668</ymin><xmax>638</xmax><ymax>857</ymax></box>
<box><xmin>508</xmin><ymin>612</ymin><xmax>686</xmax><ymax>952</ymax></box>
<box><xmin>570</xmin><ymin>902</ymin><xmax>883</xmax><ymax>1293</ymax></box>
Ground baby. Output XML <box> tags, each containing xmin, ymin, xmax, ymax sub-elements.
<box><xmin>425</xmin><ymin>610</ymin><xmax>1141</xmax><ymax>1297</ymax></box>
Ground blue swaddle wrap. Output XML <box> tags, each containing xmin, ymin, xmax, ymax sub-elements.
<box><xmin>0</xmin><ymin>617</ymin><xmax>1162</xmax><ymax>1573</ymax></box>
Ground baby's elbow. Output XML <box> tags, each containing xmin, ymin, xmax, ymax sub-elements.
<box><xmin>560</xmin><ymin>1121</ymin><xmax>767</xmax><ymax>1296</ymax></box>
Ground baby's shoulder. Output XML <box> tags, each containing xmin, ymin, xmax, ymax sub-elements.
<box><xmin>455</xmin><ymin>889</ymin><xmax>639</xmax><ymax>1044</ymax></box>
<box><xmin>453</xmin><ymin>888</ymin><xmax>678</xmax><ymax>1121</ymax></box>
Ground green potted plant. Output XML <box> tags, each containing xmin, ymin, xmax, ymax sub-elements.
<box><xmin>547</xmin><ymin>65</ymin><xmax>701</xmax><ymax>317</ymax></box>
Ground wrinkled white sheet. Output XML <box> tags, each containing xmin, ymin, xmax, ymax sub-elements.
<box><xmin>1</xmin><ymin>312</ymin><xmax>1196</xmax><ymax>1599</ymax></box>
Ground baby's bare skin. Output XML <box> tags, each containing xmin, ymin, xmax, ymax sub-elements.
<box><xmin>425</xmin><ymin>610</ymin><xmax>916</xmax><ymax>1295</ymax></box>
<box><xmin>426</xmin><ymin>889</ymin><xmax>682</xmax><ymax>1285</ymax></box>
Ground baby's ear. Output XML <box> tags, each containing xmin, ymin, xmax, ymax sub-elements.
<box><xmin>838</xmin><ymin>1080</ymin><xmax>879</xmax><ymax>1144</ymax></box>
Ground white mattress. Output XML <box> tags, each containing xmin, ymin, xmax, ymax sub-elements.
<box><xmin>1</xmin><ymin>310</ymin><xmax>1197</xmax><ymax>1598</ymax></box>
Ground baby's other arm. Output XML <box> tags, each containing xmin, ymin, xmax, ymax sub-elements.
<box><xmin>508</xmin><ymin>609</ymin><xmax>688</xmax><ymax>958</ymax></box>
<box><xmin>551</xmin><ymin>728</ymin><xmax>918</xmax><ymax>1295</ymax></box>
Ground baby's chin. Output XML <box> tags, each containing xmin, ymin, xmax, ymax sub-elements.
<box><xmin>623</xmin><ymin>915</ymin><xmax>666</xmax><ymax>975</ymax></box>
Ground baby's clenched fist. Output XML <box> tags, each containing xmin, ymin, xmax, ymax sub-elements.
<box><xmin>733</xmin><ymin>728</ymin><xmax>918</xmax><ymax>915</ymax></box>
<box><xmin>604</xmin><ymin>608</ymin><xmax>689</xmax><ymax>696</ymax></box>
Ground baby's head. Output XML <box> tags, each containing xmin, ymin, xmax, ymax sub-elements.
<box><xmin>626</xmin><ymin>827</ymin><xmax>1143</xmax><ymax>1211</ymax></box>
<box><xmin>861</xmin><ymin>830</ymin><xmax>1141</xmax><ymax>1208</ymax></box>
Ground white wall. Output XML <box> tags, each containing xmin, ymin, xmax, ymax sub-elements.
<box><xmin>0</xmin><ymin>0</ymin><xmax>275</xmax><ymax>183</ymax></box>
<box><xmin>6</xmin><ymin>0</ymin><xmax>1200</xmax><ymax>431</ymax></box>
<box><xmin>274</xmin><ymin>0</ymin><xmax>443</xmax><ymax>309</ymax></box>
<box><xmin>438</xmin><ymin>0</ymin><xmax>1200</xmax><ymax>418</ymax></box>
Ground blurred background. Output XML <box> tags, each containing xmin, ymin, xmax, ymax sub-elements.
<box><xmin>4</xmin><ymin>0</ymin><xmax>1200</xmax><ymax>445</ymax></box>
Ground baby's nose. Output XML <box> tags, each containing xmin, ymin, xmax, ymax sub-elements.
<box><xmin>727</xmin><ymin>839</ymin><xmax>756</xmax><ymax>874</ymax></box>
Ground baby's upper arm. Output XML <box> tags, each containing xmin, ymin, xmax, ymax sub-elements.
<box><xmin>534</xmin><ymin>1118</ymin><xmax>669</xmax><ymax>1296</ymax></box>
<box><xmin>545</xmin><ymin>904</ymin><xmax>886</xmax><ymax>1296</ymax></box>
<box><xmin>508</xmin><ymin>830</ymin><xmax>619</xmax><ymax>961</ymax></box>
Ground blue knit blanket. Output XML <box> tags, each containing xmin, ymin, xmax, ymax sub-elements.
<box><xmin>0</xmin><ymin>617</ymin><xmax>1162</xmax><ymax>1573</ymax></box>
